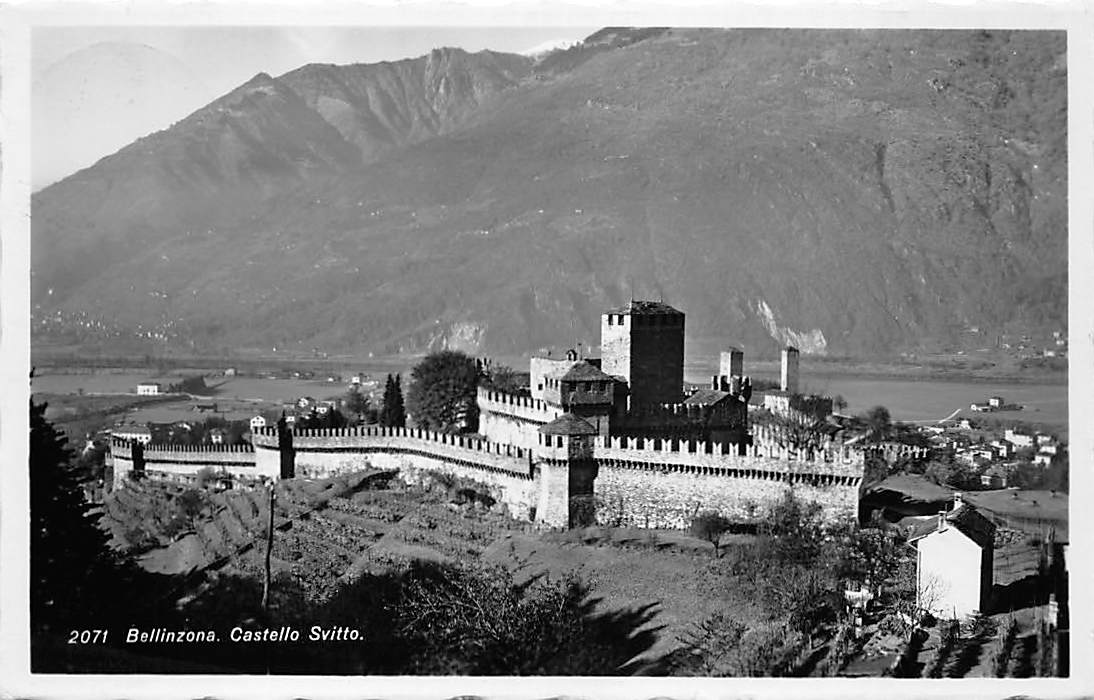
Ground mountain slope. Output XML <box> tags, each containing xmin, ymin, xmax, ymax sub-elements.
<box><xmin>32</xmin><ymin>29</ymin><xmax>1067</xmax><ymax>360</ymax></box>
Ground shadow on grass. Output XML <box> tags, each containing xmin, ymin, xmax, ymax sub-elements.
<box><xmin>41</xmin><ymin>558</ymin><xmax>669</xmax><ymax>676</ymax></box>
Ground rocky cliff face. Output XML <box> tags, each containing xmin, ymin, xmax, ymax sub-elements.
<box><xmin>32</xmin><ymin>29</ymin><xmax>1067</xmax><ymax>360</ymax></box>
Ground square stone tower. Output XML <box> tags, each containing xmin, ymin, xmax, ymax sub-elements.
<box><xmin>600</xmin><ymin>301</ymin><xmax>685</xmax><ymax>408</ymax></box>
<box><xmin>720</xmin><ymin>346</ymin><xmax>744</xmax><ymax>378</ymax></box>
<box><xmin>781</xmin><ymin>346</ymin><xmax>800</xmax><ymax>394</ymax></box>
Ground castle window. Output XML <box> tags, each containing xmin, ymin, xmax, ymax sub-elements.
<box><xmin>617</xmin><ymin>314</ymin><xmax>625</xmax><ymax>325</ymax></box>
<box><xmin>608</xmin><ymin>315</ymin><xmax>614</xmax><ymax>326</ymax></box>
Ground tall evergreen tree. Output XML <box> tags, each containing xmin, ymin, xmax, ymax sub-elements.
<box><xmin>380</xmin><ymin>374</ymin><xmax>407</xmax><ymax>428</ymax></box>
<box><xmin>391</xmin><ymin>374</ymin><xmax>406</xmax><ymax>428</ymax></box>
<box><xmin>30</xmin><ymin>398</ymin><xmax>119</xmax><ymax>639</ymax></box>
<box><xmin>380</xmin><ymin>374</ymin><xmax>394</xmax><ymax>426</ymax></box>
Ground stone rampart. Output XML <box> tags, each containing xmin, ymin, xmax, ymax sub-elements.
<box><xmin>250</xmin><ymin>425</ymin><xmax>536</xmax><ymax>520</ymax></box>
<box><xmin>477</xmin><ymin>388</ymin><xmax>561</xmax><ymax>424</ymax></box>
<box><xmin>589</xmin><ymin>433</ymin><xmax>862</xmax><ymax>529</ymax></box>
<box><xmin>593</xmin><ymin>435</ymin><xmax>860</xmax><ymax>471</ymax></box>
<box><xmin>110</xmin><ymin>422</ymin><xmax>864</xmax><ymax>530</ymax></box>
<box><xmin>477</xmin><ymin>388</ymin><xmax>564</xmax><ymax>448</ymax></box>
<box><xmin>109</xmin><ymin>439</ymin><xmax>266</xmax><ymax>487</ymax></box>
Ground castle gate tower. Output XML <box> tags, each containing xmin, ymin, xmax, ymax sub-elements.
<box><xmin>600</xmin><ymin>301</ymin><xmax>685</xmax><ymax>408</ymax></box>
<box><xmin>781</xmin><ymin>346</ymin><xmax>800</xmax><ymax>394</ymax></box>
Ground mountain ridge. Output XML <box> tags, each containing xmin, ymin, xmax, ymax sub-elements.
<box><xmin>32</xmin><ymin>28</ymin><xmax>1067</xmax><ymax>360</ymax></box>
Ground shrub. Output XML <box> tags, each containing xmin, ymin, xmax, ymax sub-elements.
<box><xmin>691</xmin><ymin>511</ymin><xmax>732</xmax><ymax>556</ymax></box>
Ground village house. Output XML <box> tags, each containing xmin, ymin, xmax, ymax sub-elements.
<box><xmin>980</xmin><ymin>464</ymin><xmax>1010</xmax><ymax>489</ymax></box>
<box><xmin>909</xmin><ymin>494</ymin><xmax>996</xmax><ymax>619</ymax></box>
<box><xmin>250</xmin><ymin>415</ymin><xmax>268</xmax><ymax>431</ymax></box>
<box><xmin>990</xmin><ymin>439</ymin><xmax>1013</xmax><ymax>459</ymax></box>
<box><xmin>1005</xmin><ymin>429</ymin><xmax>1034</xmax><ymax>449</ymax></box>
<box><xmin>209</xmin><ymin>428</ymin><xmax>226</xmax><ymax>445</ymax></box>
<box><xmin>112</xmin><ymin>424</ymin><xmax>152</xmax><ymax>444</ymax></box>
<box><xmin>136</xmin><ymin>382</ymin><xmax>162</xmax><ymax>396</ymax></box>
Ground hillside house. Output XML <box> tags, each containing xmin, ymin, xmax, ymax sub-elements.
<box><xmin>1033</xmin><ymin>452</ymin><xmax>1054</xmax><ymax>467</ymax></box>
<box><xmin>209</xmin><ymin>429</ymin><xmax>226</xmax><ymax>445</ymax></box>
<box><xmin>990</xmin><ymin>440</ymin><xmax>1013</xmax><ymax>459</ymax></box>
<box><xmin>910</xmin><ymin>494</ymin><xmax>996</xmax><ymax>619</ymax></box>
<box><xmin>112</xmin><ymin>425</ymin><xmax>152</xmax><ymax>444</ymax></box>
<box><xmin>1005</xmin><ymin>429</ymin><xmax>1034</xmax><ymax>448</ymax></box>
<box><xmin>988</xmin><ymin>396</ymin><xmax>1005</xmax><ymax>408</ymax></box>
<box><xmin>250</xmin><ymin>415</ymin><xmax>268</xmax><ymax>431</ymax></box>
<box><xmin>136</xmin><ymin>382</ymin><xmax>162</xmax><ymax>396</ymax></box>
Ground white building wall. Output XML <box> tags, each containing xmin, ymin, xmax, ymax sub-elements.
<box><xmin>917</xmin><ymin>526</ymin><xmax>985</xmax><ymax>619</ymax></box>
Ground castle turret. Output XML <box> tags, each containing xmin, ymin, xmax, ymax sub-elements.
<box><xmin>537</xmin><ymin>413</ymin><xmax>599</xmax><ymax>528</ymax></box>
<box><xmin>781</xmin><ymin>346</ymin><xmax>800</xmax><ymax>394</ymax></box>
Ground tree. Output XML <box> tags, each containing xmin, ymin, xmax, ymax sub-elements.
<box><xmin>30</xmin><ymin>398</ymin><xmax>120</xmax><ymax>641</ymax></box>
<box><xmin>380</xmin><ymin>374</ymin><xmax>406</xmax><ymax>428</ymax></box>
<box><xmin>691</xmin><ymin>511</ymin><xmax>733</xmax><ymax>557</ymax></box>
<box><xmin>406</xmin><ymin>351</ymin><xmax>479</xmax><ymax>433</ymax></box>
<box><xmin>344</xmin><ymin>386</ymin><xmax>370</xmax><ymax>422</ymax></box>
<box><xmin>480</xmin><ymin>363</ymin><xmax>522</xmax><ymax>394</ymax></box>
<box><xmin>832</xmin><ymin>394</ymin><xmax>849</xmax><ymax>413</ymax></box>
<box><xmin>860</xmin><ymin>405</ymin><xmax>893</xmax><ymax>442</ymax></box>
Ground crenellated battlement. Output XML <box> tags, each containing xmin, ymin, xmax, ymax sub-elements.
<box><xmin>252</xmin><ymin>424</ymin><xmax>529</xmax><ymax>460</ymax></box>
<box><xmin>110</xmin><ymin>439</ymin><xmax>255</xmax><ymax>455</ymax></box>
<box><xmin>621</xmin><ymin>400</ymin><xmax>745</xmax><ymax>422</ymax></box>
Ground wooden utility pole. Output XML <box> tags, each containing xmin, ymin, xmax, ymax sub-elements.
<box><xmin>261</xmin><ymin>484</ymin><xmax>275</xmax><ymax>615</ymax></box>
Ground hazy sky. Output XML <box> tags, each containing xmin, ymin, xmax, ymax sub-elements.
<box><xmin>32</xmin><ymin>26</ymin><xmax>595</xmax><ymax>189</ymax></box>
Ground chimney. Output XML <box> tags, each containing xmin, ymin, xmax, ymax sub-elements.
<box><xmin>711</xmin><ymin>375</ymin><xmax>720</xmax><ymax>390</ymax></box>
<box><xmin>937</xmin><ymin>510</ymin><xmax>947</xmax><ymax>532</ymax></box>
<box><xmin>953</xmin><ymin>492</ymin><xmax>963</xmax><ymax>510</ymax></box>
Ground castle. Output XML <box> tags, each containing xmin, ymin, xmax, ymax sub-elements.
<box><xmin>109</xmin><ymin>301</ymin><xmax>865</xmax><ymax>529</ymax></box>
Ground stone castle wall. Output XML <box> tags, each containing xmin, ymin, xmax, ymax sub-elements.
<box><xmin>594</xmin><ymin>461</ymin><xmax>859</xmax><ymax>530</ymax></box>
<box><xmin>477</xmin><ymin>388</ymin><xmax>562</xmax><ymax>448</ymax></box>
<box><xmin>109</xmin><ymin>440</ymin><xmax>268</xmax><ymax>488</ymax></box>
<box><xmin>110</xmin><ymin>420</ymin><xmax>864</xmax><ymax>530</ymax></box>
<box><xmin>590</xmin><ymin>432</ymin><xmax>862</xmax><ymax>528</ymax></box>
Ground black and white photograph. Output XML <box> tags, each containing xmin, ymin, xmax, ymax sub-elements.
<box><xmin>2</xmin><ymin>1</ymin><xmax>1090</xmax><ymax>696</ymax></box>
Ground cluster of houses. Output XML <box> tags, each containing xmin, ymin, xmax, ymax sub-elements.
<box><xmin>911</xmin><ymin>420</ymin><xmax>1064</xmax><ymax>488</ymax></box>
<box><xmin>996</xmin><ymin>329</ymin><xmax>1068</xmax><ymax>360</ymax></box>
<box><xmin>247</xmin><ymin>394</ymin><xmax>347</xmax><ymax>432</ymax></box>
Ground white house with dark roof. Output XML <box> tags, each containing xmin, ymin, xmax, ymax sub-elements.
<box><xmin>909</xmin><ymin>494</ymin><xmax>996</xmax><ymax>619</ymax></box>
<box><xmin>112</xmin><ymin>425</ymin><xmax>152</xmax><ymax>444</ymax></box>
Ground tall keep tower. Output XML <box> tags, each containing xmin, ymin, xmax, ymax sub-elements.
<box><xmin>781</xmin><ymin>346</ymin><xmax>800</xmax><ymax>394</ymax></box>
<box><xmin>600</xmin><ymin>301</ymin><xmax>685</xmax><ymax>408</ymax></box>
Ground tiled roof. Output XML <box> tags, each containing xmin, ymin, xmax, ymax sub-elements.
<box><xmin>558</xmin><ymin>362</ymin><xmax>614</xmax><ymax>382</ymax></box>
<box><xmin>908</xmin><ymin>503</ymin><xmax>996</xmax><ymax>549</ymax></box>
<box><xmin>605</xmin><ymin>300</ymin><xmax>682</xmax><ymax>315</ymax></box>
<box><xmin>539</xmin><ymin>413</ymin><xmax>598</xmax><ymax>436</ymax></box>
